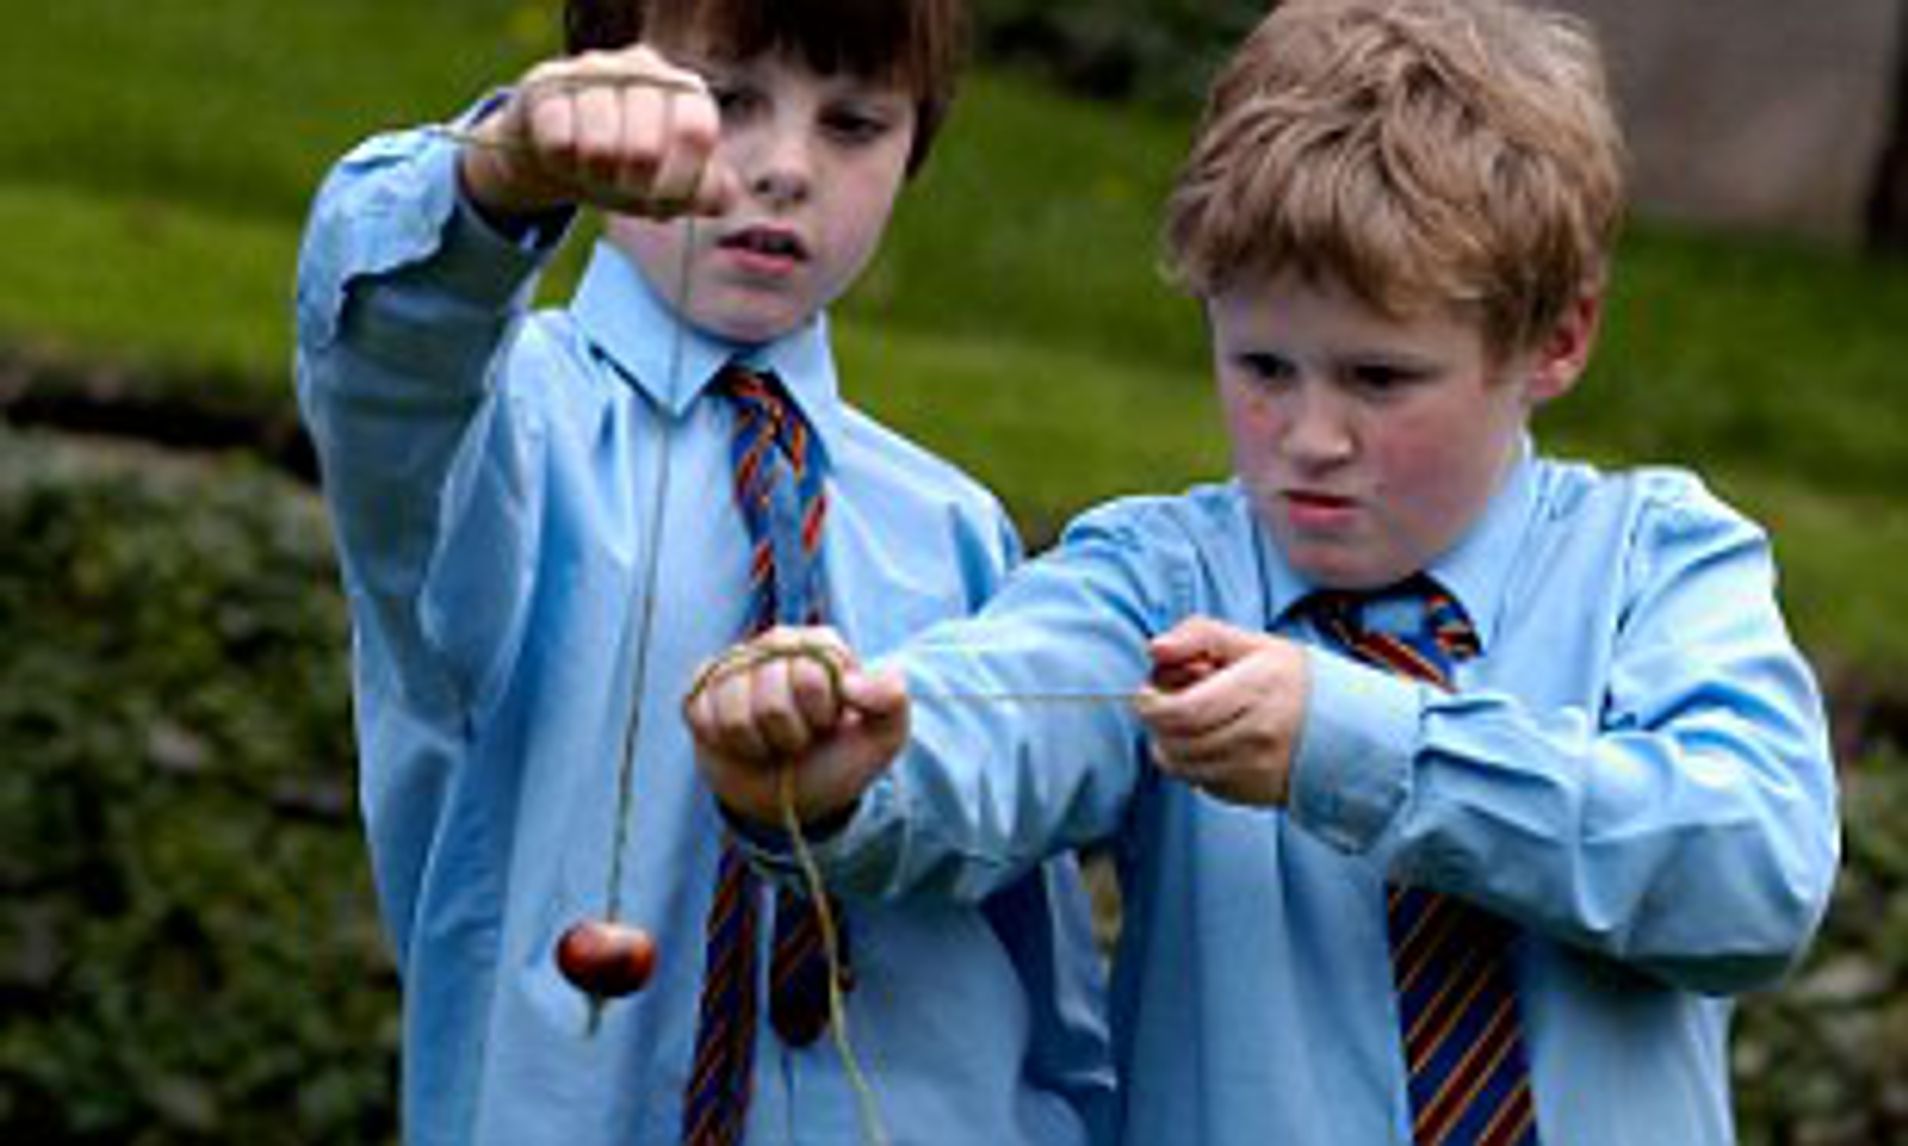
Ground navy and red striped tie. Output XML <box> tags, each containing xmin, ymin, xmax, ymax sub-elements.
<box><xmin>682</xmin><ymin>365</ymin><xmax>847</xmax><ymax>1146</ymax></box>
<box><xmin>1312</xmin><ymin>577</ymin><xmax>1540</xmax><ymax>1146</ymax></box>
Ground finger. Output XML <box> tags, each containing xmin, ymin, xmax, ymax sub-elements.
<box><xmin>788</xmin><ymin>647</ymin><xmax>847</xmax><ymax>733</ymax></box>
<box><xmin>642</xmin><ymin>87</ymin><xmax>722</xmax><ymax>213</ymax></box>
<box><xmin>683</xmin><ymin>659</ymin><xmax>721</xmax><ymax>739</ymax></box>
<box><xmin>1131</xmin><ymin>673</ymin><xmax>1248</xmax><ymax>740</ymax></box>
<box><xmin>839</xmin><ymin>664</ymin><xmax>909</xmax><ymax>721</ymax></box>
<box><xmin>753</xmin><ymin>654</ymin><xmax>819</xmax><ymax>756</ymax></box>
<box><xmin>1156</xmin><ymin>717</ymin><xmax>1251</xmax><ymax>776</ymax></box>
<box><xmin>564</xmin><ymin>75</ymin><xmax>626</xmax><ymax>186</ymax></box>
<box><xmin>708</xmin><ymin>656</ymin><xmax>772</xmax><ymax>761</ymax></box>
<box><xmin>1147</xmin><ymin>733</ymin><xmax>1201</xmax><ymax>781</ymax></box>
<box><xmin>765</xmin><ymin>626</ymin><xmax>857</xmax><ymax>677</ymax></box>
<box><xmin>518</xmin><ymin>65</ymin><xmax>578</xmax><ymax>155</ymax></box>
<box><xmin>1150</xmin><ymin>615</ymin><xmax>1264</xmax><ymax>672</ymax></box>
<box><xmin>609</xmin><ymin>79</ymin><xmax>668</xmax><ymax>198</ymax></box>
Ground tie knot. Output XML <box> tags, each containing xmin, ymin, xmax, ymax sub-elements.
<box><xmin>720</xmin><ymin>364</ymin><xmax>818</xmax><ymax>477</ymax></box>
<box><xmin>1306</xmin><ymin>575</ymin><xmax>1479</xmax><ymax>683</ymax></box>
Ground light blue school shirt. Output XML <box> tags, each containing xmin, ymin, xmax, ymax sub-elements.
<box><xmin>796</xmin><ymin>452</ymin><xmax>1838</xmax><ymax>1145</ymax></box>
<box><xmin>293</xmin><ymin>128</ymin><xmax>1112</xmax><ymax>1146</ymax></box>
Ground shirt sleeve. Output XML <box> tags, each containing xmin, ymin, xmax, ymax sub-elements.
<box><xmin>1291</xmin><ymin>476</ymin><xmax>1840</xmax><ymax>996</ymax></box>
<box><xmin>802</xmin><ymin>503</ymin><xmax>1185</xmax><ymax>904</ymax></box>
<box><xmin>292</xmin><ymin>121</ymin><xmax>566</xmax><ymax>720</ymax></box>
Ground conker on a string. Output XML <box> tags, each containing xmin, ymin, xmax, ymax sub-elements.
<box><xmin>556</xmin><ymin>919</ymin><xmax>658</xmax><ymax>998</ymax></box>
<box><xmin>1149</xmin><ymin>652</ymin><xmax>1218</xmax><ymax>693</ymax></box>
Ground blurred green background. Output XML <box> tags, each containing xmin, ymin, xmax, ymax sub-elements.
<box><xmin>2</xmin><ymin>0</ymin><xmax>1903</xmax><ymax>1142</ymax></box>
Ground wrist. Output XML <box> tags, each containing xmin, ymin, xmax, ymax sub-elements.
<box><xmin>452</xmin><ymin>91</ymin><xmax>574</xmax><ymax>231</ymax></box>
<box><xmin>457</xmin><ymin>141</ymin><xmax>573</xmax><ymax>233</ymax></box>
<box><xmin>720</xmin><ymin>797</ymin><xmax>861</xmax><ymax>852</ymax></box>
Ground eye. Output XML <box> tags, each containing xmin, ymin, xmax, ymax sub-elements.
<box><xmin>821</xmin><ymin>101</ymin><xmax>897</xmax><ymax>145</ymax></box>
<box><xmin>1347</xmin><ymin>362</ymin><xmax>1429</xmax><ymax>396</ymax></box>
<box><xmin>1236</xmin><ymin>352</ymin><xmax>1297</xmax><ymax>389</ymax></box>
<box><xmin>708</xmin><ymin>78</ymin><xmax>764</xmax><ymax>123</ymax></box>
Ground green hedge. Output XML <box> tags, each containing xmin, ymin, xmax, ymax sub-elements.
<box><xmin>1</xmin><ymin>424</ymin><xmax>1900</xmax><ymax>1142</ymax></box>
<box><xmin>1734</xmin><ymin>752</ymin><xmax>1908</xmax><ymax>1144</ymax></box>
<box><xmin>0</xmin><ymin>428</ymin><xmax>395</xmax><ymax>1144</ymax></box>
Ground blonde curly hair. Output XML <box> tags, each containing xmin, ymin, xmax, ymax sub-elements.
<box><xmin>1164</xmin><ymin>0</ymin><xmax>1625</xmax><ymax>356</ymax></box>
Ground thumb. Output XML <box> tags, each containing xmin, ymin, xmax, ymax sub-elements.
<box><xmin>1149</xmin><ymin>616</ymin><xmax>1264</xmax><ymax>688</ymax></box>
<box><xmin>840</xmin><ymin>663</ymin><xmax>910</xmax><ymax>726</ymax></box>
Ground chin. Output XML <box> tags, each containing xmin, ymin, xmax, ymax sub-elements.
<box><xmin>694</xmin><ymin>309</ymin><xmax>802</xmax><ymax>346</ymax></box>
<box><xmin>1286</xmin><ymin>548</ymin><xmax>1406</xmax><ymax>592</ymax></box>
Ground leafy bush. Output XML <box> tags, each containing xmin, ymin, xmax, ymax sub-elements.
<box><xmin>1735</xmin><ymin>750</ymin><xmax>1908</xmax><ymax>1144</ymax></box>
<box><xmin>0</xmin><ymin>428</ymin><xmax>396</xmax><ymax>1144</ymax></box>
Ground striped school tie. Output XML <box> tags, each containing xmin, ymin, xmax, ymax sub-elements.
<box><xmin>1311</xmin><ymin>576</ymin><xmax>1540</xmax><ymax>1146</ymax></box>
<box><xmin>682</xmin><ymin>365</ymin><xmax>849</xmax><ymax>1146</ymax></box>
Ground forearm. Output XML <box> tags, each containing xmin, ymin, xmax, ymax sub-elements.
<box><xmin>1408</xmin><ymin>680</ymin><xmax>1832</xmax><ymax>991</ymax></box>
<box><xmin>804</xmin><ymin>540</ymin><xmax>1169</xmax><ymax>903</ymax></box>
<box><xmin>295</xmin><ymin>126</ymin><xmax>561</xmax><ymax>702</ymax></box>
<box><xmin>1292</xmin><ymin>536</ymin><xmax>1839</xmax><ymax>994</ymax></box>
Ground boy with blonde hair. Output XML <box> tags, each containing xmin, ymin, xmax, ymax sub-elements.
<box><xmin>686</xmin><ymin>1</ymin><xmax>1839</xmax><ymax>1142</ymax></box>
<box><xmin>295</xmin><ymin>1</ymin><xmax>1112</xmax><ymax>1142</ymax></box>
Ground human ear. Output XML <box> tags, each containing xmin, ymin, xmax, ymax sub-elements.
<box><xmin>1527</xmin><ymin>290</ymin><xmax>1602</xmax><ymax>404</ymax></box>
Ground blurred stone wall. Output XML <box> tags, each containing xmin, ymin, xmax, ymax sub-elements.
<box><xmin>1561</xmin><ymin>0</ymin><xmax>1901</xmax><ymax>241</ymax></box>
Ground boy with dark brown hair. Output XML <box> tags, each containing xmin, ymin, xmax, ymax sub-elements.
<box><xmin>295</xmin><ymin>2</ymin><xmax>1110</xmax><ymax>1142</ymax></box>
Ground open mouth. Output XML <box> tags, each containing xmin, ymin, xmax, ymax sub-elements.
<box><xmin>718</xmin><ymin>225</ymin><xmax>807</xmax><ymax>262</ymax></box>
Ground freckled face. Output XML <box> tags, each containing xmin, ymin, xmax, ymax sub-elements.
<box><xmin>609</xmin><ymin>50</ymin><xmax>916</xmax><ymax>345</ymax></box>
<box><xmin>1209</xmin><ymin>271</ymin><xmax>1583</xmax><ymax>590</ymax></box>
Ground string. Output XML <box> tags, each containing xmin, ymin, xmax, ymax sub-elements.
<box><xmin>779</xmin><ymin>764</ymin><xmax>889</xmax><ymax>1146</ymax></box>
<box><xmin>425</xmin><ymin>72</ymin><xmax>705</xmax><ymax>155</ymax></box>
<box><xmin>687</xmin><ymin>641</ymin><xmax>1141</xmax><ymax>709</ymax></box>
<box><xmin>586</xmin><ymin>218</ymin><xmax>696</xmax><ymax>1037</ymax></box>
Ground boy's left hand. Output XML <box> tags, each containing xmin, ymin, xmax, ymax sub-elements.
<box><xmin>1133</xmin><ymin>617</ymin><xmax>1310</xmax><ymax>807</ymax></box>
<box><xmin>684</xmin><ymin>626</ymin><xmax>910</xmax><ymax>830</ymax></box>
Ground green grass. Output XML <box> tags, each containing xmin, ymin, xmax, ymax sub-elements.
<box><xmin>1573</xmin><ymin>226</ymin><xmax>1908</xmax><ymax>502</ymax></box>
<box><xmin>4</xmin><ymin>0</ymin><xmax>1908</xmax><ymax>675</ymax></box>
<box><xmin>0</xmin><ymin>183</ymin><xmax>295</xmax><ymax>380</ymax></box>
<box><xmin>2</xmin><ymin>0</ymin><xmax>546</xmax><ymax>222</ymax></box>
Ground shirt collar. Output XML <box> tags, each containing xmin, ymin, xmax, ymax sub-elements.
<box><xmin>1260</xmin><ymin>437</ymin><xmax>1539</xmax><ymax>651</ymax></box>
<box><xmin>569</xmin><ymin>240</ymin><xmax>847</xmax><ymax>459</ymax></box>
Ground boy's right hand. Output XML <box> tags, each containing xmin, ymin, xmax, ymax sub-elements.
<box><xmin>458</xmin><ymin>44</ymin><xmax>740</xmax><ymax>223</ymax></box>
<box><xmin>683</xmin><ymin>626</ymin><xmax>911</xmax><ymax>831</ymax></box>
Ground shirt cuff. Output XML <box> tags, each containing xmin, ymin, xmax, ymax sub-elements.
<box><xmin>720</xmin><ymin>798</ymin><xmax>861</xmax><ymax>878</ymax></box>
<box><xmin>1287</xmin><ymin>646</ymin><xmax>1425</xmax><ymax>853</ymax></box>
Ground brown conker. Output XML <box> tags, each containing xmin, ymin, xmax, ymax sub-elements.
<box><xmin>1149</xmin><ymin>652</ymin><xmax>1218</xmax><ymax>693</ymax></box>
<box><xmin>555</xmin><ymin>919</ymin><xmax>658</xmax><ymax>998</ymax></box>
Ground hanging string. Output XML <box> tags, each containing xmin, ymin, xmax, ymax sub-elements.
<box><xmin>779</xmin><ymin>764</ymin><xmax>889</xmax><ymax>1146</ymax></box>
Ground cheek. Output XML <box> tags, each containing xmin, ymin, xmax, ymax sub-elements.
<box><xmin>826</xmin><ymin>148</ymin><xmax>907</xmax><ymax>238</ymax></box>
<box><xmin>1373</xmin><ymin>425</ymin><xmax>1499</xmax><ymax>531</ymax></box>
<box><xmin>1219</xmin><ymin>389</ymin><xmax>1279</xmax><ymax>463</ymax></box>
<box><xmin>1220</xmin><ymin>385</ymin><xmax>1281</xmax><ymax>437</ymax></box>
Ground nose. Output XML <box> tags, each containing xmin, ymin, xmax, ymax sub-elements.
<box><xmin>1281</xmin><ymin>382</ymin><xmax>1355</xmax><ymax>468</ymax></box>
<box><xmin>741</xmin><ymin>114</ymin><xmax>812</xmax><ymax>210</ymax></box>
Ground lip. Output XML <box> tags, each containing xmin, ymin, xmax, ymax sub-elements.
<box><xmin>714</xmin><ymin>223</ymin><xmax>809</xmax><ymax>277</ymax></box>
<box><xmin>1281</xmin><ymin>489</ymin><xmax>1359</xmax><ymax>530</ymax></box>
